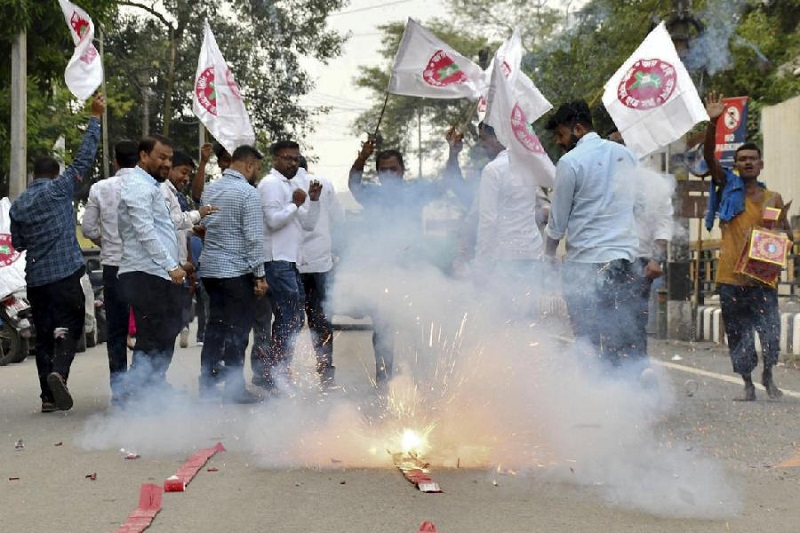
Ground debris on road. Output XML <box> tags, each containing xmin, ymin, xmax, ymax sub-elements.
<box><xmin>14</xmin><ymin>439</ymin><xmax>23</xmax><ymax>451</ymax></box>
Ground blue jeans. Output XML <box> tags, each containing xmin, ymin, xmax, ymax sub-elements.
<box><xmin>719</xmin><ymin>283</ymin><xmax>780</xmax><ymax>375</ymax></box>
<box><xmin>562</xmin><ymin>260</ymin><xmax>640</xmax><ymax>366</ymax></box>
<box><xmin>301</xmin><ymin>271</ymin><xmax>334</xmax><ymax>375</ymax></box>
<box><xmin>264</xmin><ymin>261</ymin><xmax>305</xmax><ymax>377</ymax></box>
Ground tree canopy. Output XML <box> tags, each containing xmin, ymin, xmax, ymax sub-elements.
<box><xmin>0</xmin><ymin>0</ymin><xmax>347</xmax><ymax>196</ymax></box>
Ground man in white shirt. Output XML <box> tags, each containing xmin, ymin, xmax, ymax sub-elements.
<box><xmin>608</xmin><ymin>129</ymin><xmax>674</xmax><ymax>359</ymax></box>
<box><xmin>258</xmin><ymin>140</ymin><xmax>321</xmax><ymax>390</ymax></box>
<box><xmin>82</xmin><ymin>140</ymin><xmax>138</xmax><ymax>404</ymax></box>
<box><xmin>296</xmin><ymin>156</ymin><xmax>344</xmax><ymax>387</ymax></box>
<box><xmin>475</xmin><ymin>122</ymin><xmax>544</xmax><ymax>315</ymax></box>
<box><xmin>160</xmin><ymin>151</ymin><xmax>216</xmax><ymax>348</ymax></box>
<box><xmin>544</xmin><ymin>101</ymin><xmax>640</xmax><ymax>366</ymax></box>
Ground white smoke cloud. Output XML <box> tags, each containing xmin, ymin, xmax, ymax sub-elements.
<box><xmin>78</xmin><ymin>166</ymin><xmax>740</xmax><ymax>519</ymax></box>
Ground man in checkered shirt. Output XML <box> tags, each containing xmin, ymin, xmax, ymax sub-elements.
<box><xmin>10</xmin><ymin>93</ymin><xmax>105</xmax><ymax>413</ymax></box>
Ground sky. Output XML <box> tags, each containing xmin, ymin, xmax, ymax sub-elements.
<box><xmin>300</xmin><ymin>0</ymin><xmax>452</xmax><ymax>192</ymax></box>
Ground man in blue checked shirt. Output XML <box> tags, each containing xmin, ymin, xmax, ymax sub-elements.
<box><xmin>10</xmin><ymin>93</ymin><xmax>105</xmax><ymax>413</ymax></box>
<box><xmin>198</xmin><ymin>145</ymin><xmax>267</xmax><ymax>403</ymax></box>
<box><xmin>117</xmin><ymin>134</ymin><xmax>187</xmax><ymax>399</ymax></box>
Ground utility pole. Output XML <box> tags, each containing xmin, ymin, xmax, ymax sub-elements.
<box><xmin>10</xmin><ymin>31</ymin><xmax>27</xmax><ymax>199</ymax></box>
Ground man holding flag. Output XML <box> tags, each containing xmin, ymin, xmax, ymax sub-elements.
<box><xmin>11</xmin><ymin>94</ymin><xmax>105</xmax><ymax>412</ymax></box>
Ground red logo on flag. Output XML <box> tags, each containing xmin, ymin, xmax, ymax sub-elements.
<box><xmin>617</xmin><ymin>59</ymin><xmax>677</xmax><ymax>110</ymax></box>
<box><xmin>422</xmin><ymin>50</ymin><xmax>467</xmax><ymax>87</ymax></box>
<box><xmin>510</xmin><ymin>104</ymin><xmax>545</xmax><ymax>153</ymax></box>
<box><xmin>0</xmin><ymin>234</ymin><xmax>21</xmax><ymax>267</ymax></box>
<box><xmin>70</xmin><ymin>12</ymin><xmax>89</xmax><ymax>39</ymax></box>
<box><xmin>195</xmin><ymin>67</ymin><xmax>242</xmax><ymax>116</ymax></box>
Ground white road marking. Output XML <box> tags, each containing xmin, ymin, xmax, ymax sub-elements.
<box><xmin>654</xmin><ymin>359</ymin><xmax>800</xmax><ymax>399</ymax></box>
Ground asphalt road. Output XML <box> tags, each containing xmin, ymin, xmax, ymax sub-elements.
<box><xmin>2</xmin><ymin>322</ymin><xmax>800</xmax><ymax>533</ymax></box>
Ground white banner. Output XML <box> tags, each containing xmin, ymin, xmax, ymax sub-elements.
<box><xmin>602</xmin><ymin>22</ymin><xmax>709</xmax><ymax>157</ymax></box>
<box><xmin>485</xmin><ymin>46</ymin><xmax>555</xmax><ymax>189</ymax></box>
<box><xmin>388</xmin><ymin>18</ymin><xmax>484</xmax><ymax>100</ymax></box>
<box><xmin>192</xmin><ymin>20</ymin><xmax>256</xmax><ymax>155</ymax></box>
<box><xmin>478</xmin><ymin>29</ymin><xmax>551</xmax><ymax>123</ymax></box>
<box><xmin>58</xmin><ymin>0</ymin><xmax>103</xmax><ymax>101</ymax></box>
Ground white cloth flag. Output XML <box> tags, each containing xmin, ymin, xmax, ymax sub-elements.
<box><xmin>388</xmin><ymin>18</ymin><xmax>484</xmax><ymax>100</ymax></box>
<box><xmin>192</xmin><ymin>21</ymin><xmax>255</xmax><ymax>155</ymax></box>
<box><xmin>478</xmin><ymin>29</ymin><xmax>552</xmax><ymax>122</ymax></box>
<box><xmin>485</xmin><ymin>48</ymin><xmax>555</xmax><ymax>189</ymax></box>
<box><xmin>602</xmin><ymin>22</ymin><xmax>709</xmax><ymax>157</ymax></box>
<box><xmin>58</xmin><ymin>0</ymin><xmax>103</xmax><ymax>101</ymax></box>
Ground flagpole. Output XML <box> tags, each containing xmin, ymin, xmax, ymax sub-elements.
<box><xmin>98</xmin><ymin>24</ymin><xmax>109</xmax><ymax>179</ymax></box>
<box><xmin>587</xmin><ymin>85</ymin><xmax>604</xmax><ymax>108</ymax></box>
<box><xmin>372</xmin><ymin>92</ymin><xmax>390</xmax><ymax>140</ymax></box>
<box><xmin>455</xmin><ymin>99</ymin><xmax>480</xmax><ymax>132</ymax></box>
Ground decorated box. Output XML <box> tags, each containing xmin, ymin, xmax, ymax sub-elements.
<box><xmin>734</xmin><ymin>227</ymin><xmax>792</xmax><ymax>285</ymax></box>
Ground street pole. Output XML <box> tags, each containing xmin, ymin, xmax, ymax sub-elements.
<box><xmin>99</xmin><ymin>26</ymin><xmax>109</xmax><ymax>179</ymax></box>
<box><xmin>10</xmin><ymin>31</ymin><xmax>27</xmax><ymax>199</ymax></box>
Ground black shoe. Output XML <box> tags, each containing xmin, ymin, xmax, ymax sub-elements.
<box><xmin>251</xmin><ymin>375</ymin><xmax>276</xmax><ymax>390</ymax></box>
<box><xmin>41</xmin><ymin>401</ymin><xmax>57</xmax><ymax>413</ymax></box>
<box><xmin>224</xmin><ymin>387</ymin><xmax>262</xmax><ymax>404</ymax></box>
<box><xmin>762</xmin><ymin>369</ymin><xmax>783</xmax><ymax>399</ymax></box>
<box><xmin>47</xmin><ymin>372</ymin><xmax>73</xmax><ymax>411</ymax></box>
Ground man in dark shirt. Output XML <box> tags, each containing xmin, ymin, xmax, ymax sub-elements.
<box><xmin>10</xmin><ymin>93</ymin><xmax>105</xmax><ymax>412</ymax></box>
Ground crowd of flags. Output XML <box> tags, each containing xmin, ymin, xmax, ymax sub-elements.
<box><xmin>57</xmin><ymin>0</ymin><xmax>710</xmax><ymax>177</ymax></box>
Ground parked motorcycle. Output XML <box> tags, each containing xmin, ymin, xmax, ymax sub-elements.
<box><xmin>0</xmin><ymin>290</ymin><xmax>32</xmax><ymax>365</ymax></box>
<box><xmin>0</xmin><ymin>197</ymin><xmax>32</xmax><ymax>365</ymax></box>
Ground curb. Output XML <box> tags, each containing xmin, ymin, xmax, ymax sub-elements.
<box><xmin>696</xmin><ymin>305</ymin><xmax>800</xmax><ymax>355</ymax></box>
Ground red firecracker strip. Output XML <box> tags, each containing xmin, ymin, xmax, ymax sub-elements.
<box><xmin>391</xmin><ymin>452</ymin><xmax>442</xmax><ymax>493</ymax></box>
<box><xmin>164</xmin><ymin>442</ymin><xmax>226</xmax><ymax>492</ymax></box>
<box><xmin>114</xmin><ymin>483</ymin><xmax>162</xmax><ymax>533</ymax></box>
<box><xmin>418</xmin><ymin>521</ymin><xmax>438</xmax><ymax>532</ymax></box>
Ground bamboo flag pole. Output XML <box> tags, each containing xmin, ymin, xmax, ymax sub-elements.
<box><xmin>372</xmin><ymin>92</ymin><xmax>390</xmax><ymax>140</ymax></box>
<box><xmin>455</xmin><ymin>99</ymin><xmax>480</xmax><ymax>133</ymax></box>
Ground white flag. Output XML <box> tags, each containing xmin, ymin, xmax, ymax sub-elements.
<box><xmin>602</xmin><ymin>22</ymin><xmax>709</xmax><ymax>157</ymax></box>
<box><xmin>478</xmin><ymin>29</ymin><xmax>552</xmax><ymax>123</ymax></box>
<box><xmin>485</xmin><ymin>48</ymin><xmax>555</xmax><ymax>189</ymax></box>
<box><xmin>58</xmin><ymin>0</ymin><xmax>103</xmax><ymax>101</ymax></box>
<box><xmin>388</xmin><ymin>18</ymin><xmax>485</xmax><ymax>100</ymax></box>
<box><xmin>192</xmin><ymin>21</ymin><xmax>255</xmax><ymax>155</ymax></box>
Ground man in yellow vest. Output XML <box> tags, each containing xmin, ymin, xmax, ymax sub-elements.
<box><xmin>703</xmin><ymin>92</ymin><xmax>793</xmax><ymax>401</ymax></box>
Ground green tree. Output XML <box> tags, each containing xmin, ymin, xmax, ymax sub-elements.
<box><xmin>109</xmin><ymin>0</ymin><xmax>347</xmax><ymax>156</ymax></box>
<box><xmin>356</xmin><ymin>0</ymin><xmax>800</xmax><ymax>164</ymax></box>
<box><xmin>0</xmin><ymin>0</ymin><xmax>118</xmax><ymax>195</ymax></box>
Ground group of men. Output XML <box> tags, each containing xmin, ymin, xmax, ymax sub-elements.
<box><xmin>9</xmin><ymin>88</ymin><xmax>790</xmax><ymax>412</ymax></box>
<box><xmin>10</xmin><ymin>93</ymin><xmax>344</xmax><ymax>411</ymax></box>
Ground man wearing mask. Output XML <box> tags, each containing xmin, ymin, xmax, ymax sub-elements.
<box><xmin>544</xmin><ymin>101</ymin><xmax>640</xmax><ymax>366</ymax></box>
<box><xmin>118</xmin><ymin>134</ymin><xmax>187</xmax><ymax>397</ymax></box>
<box><xmin>257</xmin><ymin>140</ymin><xmax>321</xmax><ymax>391</ymax></box>
<box><xmin>11</xmin><ymin>93</ymin><xmax>105</xmax><ymax>412</ymax></box>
